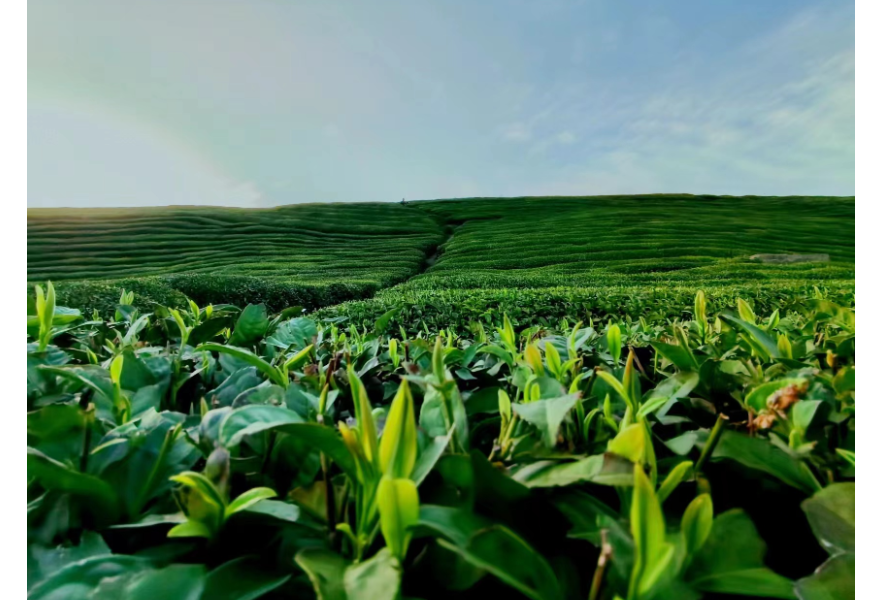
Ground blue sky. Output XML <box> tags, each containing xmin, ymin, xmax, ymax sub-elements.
<box><xmin>28</xmin><ymin>0</ymin><xmax>854</xmax><ymax>207</ymax></box>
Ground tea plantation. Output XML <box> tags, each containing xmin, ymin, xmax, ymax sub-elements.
<box><xmin>28</xmin><ymin>195</ymin><xmax>854</xmax><ymax>320</ymax></box>
<box><xmin>26</xmin><ymin>195</ymin><xmax>855</xmax><ymax>599</ymax></box>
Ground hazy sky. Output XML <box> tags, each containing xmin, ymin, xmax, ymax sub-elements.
<box><xmin>29</xmin><ymin>0</ymin><xmax>855</xmax><ymax>207</ymax></box>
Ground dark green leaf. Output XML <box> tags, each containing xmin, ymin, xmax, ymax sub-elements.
<box><xmin>117</xmin><ymin>564</ymin><xmax>206</xmax><ymax>600</ymax></box>
<box><xmin>710</xmin><ymin>431</ymin><xmax>821</xmax><ymax>494</ymax></box>
<box><xmin>189</xmin><ymin>316</ymin><xmax>233</xmax><ymax>346</ymax></box>
<box><xmin>270</xmin><ymin>423</ymin><xmax>356</xmax><ymax>480</ymax></box>
<box><xmin>198</xmin><ymin>345</ymin><xmax>285</xmax><ymax>388</ymax></box>
<box><xmin>795</xmin><ymin>553</ymin><xmax>855</xmax><ymax>600</ymax></box>
<box><xmin>27</xmin><ymin>531</ymin><xmax>110</xmax><ymax>590</ymax></box>
<box><xmin>219</xmin><ymin>405</ymin><xmax>304</xmax><ymax>448</ymax></box>
<box><xmin>27</xmin><ymin>555</ymin><xmax>150</xmax><ymax>600</ymax></box>
<box><xmin>266</xmin><ymin>317</ymin><xmax>317</xmax><ymax>350</ymax></box>
<box><xmin>801</xmin><ymin>483</ymin><xmax>854</xmax><ymax>555</ymax></box>
<box><xmin>374</xmin><ymin>308</ymin><xmax>400</xmax><ymax>333</ymax></box>
<box><xmin>295</xmin><ymin>548</ymin><xmax>347</xmax><ymax>600</ymax></box>
<box><xmin>551</xmin><ymin>490</ymin><xmax>624</xmax><ymax>546</ymax></box>
<box><xmin>229</xmin><ymin>304</ymin><xmax>270</xmax><ymax>346</ymax></box>
<box><xmin>465</xmin><ymin>386</ymin><xmax>502</xmax><ymax>415</ymax></box>
<box><xmin>651</xmin><ymin>341</ymin><xmax>698</xmax><ymax>371</ymax></box>
<box><xmin>204</xmin><ymin>557</ymin><xmax>292</xmax><ymax>600</ymax></box>
<box><xmin>437</xmin><ymin>526</ymin><xmax>563</xmax><ymax>600</ymax></box>
<box><xmin>27</xmin><ymin>447</ymin><xmax>120</xmax><ymax>524</ymax></box>
<box><xmin>416</xmin><ymin>505</ymin><xmax>494</xmax><ymax>547</ymax></box>
<box><xmin>512</xmin><ymin>453</ymin><xmax>633</xmax><ymax>487</ymax></box>
<box><xmin>411</xmin><ymin>433</ymin><xmax>451</xmax><ymax>486</ymax></box>
<box><xmin>686</xmin><ymin>509</ymin><xmax>795</xmax><ymax>599</ymax></box>
<box><xmin>720</xmin><ymin>312</ymin><xmax>781</xmax><ymax>360</ymax></box>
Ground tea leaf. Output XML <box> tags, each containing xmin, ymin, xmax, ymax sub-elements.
<box><xmin>437</xmin><ymin>526</ymin><xmax>563</xmax><ymax>600</ymax></box>
<box><xmin>512</xmin><ymin>393</ymin><xmax>579</xmax><ymax>448</ymax></box>
<box><xmin>801</xmin><ymin>483</ymin><xmax>854</xmax><ymax>555</ymax></box>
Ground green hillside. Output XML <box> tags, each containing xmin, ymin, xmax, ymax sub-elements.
<box><xmin>410</xmin><ymin>195</ymin><xmax>854</xmax><ymax>288</ymax></box>
<box><xmin>27</xmin><ymin>203</ymin><xmax>444</xmax><ymax>283</ymax></box>
<box><xmin>28</xmin><ymin>195</ymin><xmax>854</xmax><ymax>317</ymax></box>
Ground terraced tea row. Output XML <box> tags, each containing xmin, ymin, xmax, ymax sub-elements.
<box><xmin>28</xmin><ymin>203</ymin><xmax>445</xmax><ymax>284</ymax></box>
<box><xmin>409</xmin><ymin>195</ymin><xmax>855</xmax><ymax>289</ymax></box>
<box><xmin>28</xmin><ymin>195</ymin><xmax>854</xmax><ymax>318</ymax></box>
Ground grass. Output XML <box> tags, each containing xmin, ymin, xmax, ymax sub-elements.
<box><xmin>28</xmin><ymin>195</ymin><xmax>854</xmax><ymax>319</ymax></box>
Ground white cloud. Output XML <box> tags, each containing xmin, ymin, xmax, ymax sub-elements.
<box><xmin>501</xmin><ymin>122</ymin><xmax>532</xmax><ymax>142</ymax></box>
<box><xmin>512</xmin><ymin>6</ymin><xmax>854</xmax><ymax>197</ymax></box>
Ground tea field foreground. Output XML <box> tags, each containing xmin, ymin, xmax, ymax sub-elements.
<box><xmin>26</xmin><ymin>283</ymin><xmax>856</xmax><ymax>599</ymax></box>
<box><xmin>27</xmin><ymin>196</ymin><xmax>855</xmax><ymax>598</ymax></box>
<box><xmin>28</xmin><ymin>195</ymin><xmax>854</xmax><ymax>323</ymax></box>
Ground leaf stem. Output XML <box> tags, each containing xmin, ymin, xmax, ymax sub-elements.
<box><xmin>588</xmin><ymin>529</ymin><xmax>612</xmax><ymax>600</ymax></box>
<box><xmin>322</xmin><ymin>453</ymin><xmax>338</xmax><ymax>550</ymax></box>
<box><xmin>695</xmin><ymin>414</ymin><xmax>726</xmax><ymax>474</ymax></box>
<box><xmin>79</xmin><ymin>414</ymin><xmax>93</xmax><ymax>473</ymax></box>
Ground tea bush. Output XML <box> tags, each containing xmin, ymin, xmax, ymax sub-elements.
<box><xmin>27</xmin><ymin>283</ymin><xmax>855</xmax><ymax>599</ymax></box>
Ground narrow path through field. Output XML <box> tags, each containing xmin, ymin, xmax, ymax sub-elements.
<box><xmin>422</xmin><ymin>223</ymin><xmax>460</xmax><ymax>270</ymax></box>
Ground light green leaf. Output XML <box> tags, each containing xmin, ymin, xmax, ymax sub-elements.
<box><xmin>682</xmin><ymin>494</ymin><xmax>713</xmax><ymax>558</ymax></box>
<box><xmin>225</xmin><ymin>487</ymin><xmax>278</xmax><ymax>518</ymax></box>
<box><xmin>512</xmin><ymin>393</ymin><xmax>579</xmax><ymax>448</ymax></box>
<box><xmin>595</xmin><ymin>370</ymin><xmax>630</xmax><ymax>408</ymax></box>
<box><xmin>167</xmin><ymin>520</ymin><xmax>213</xmax><ymax>539</ymax></box>
<box><xmin>544</xmin><ymin>341</ymin><xmax>562</xmax><ymax>377</ymax></box>
<box><xmin>607</xmin><ymin>324</ymin><xmax>622</xmax><ymax>364</ymax></box>
<box><xmin>169</xmin><ymin>471</ymin><xmax>226</xmax><ymax>512</ymax></box>
<box><xmin>657</xmin><ymin>461</ymin><xmax>693</xmax><ymax>503</ymax></box>
<box><xmin>266</xmin><ymin>317</ymin><xmax>317</xmax><ymax>350</ymax></box>
<box><xmin>343</xmin><ymin>548</ymin><xmax>402</xmax><ymax>600</ymax></box>
<box><xmin>378</xmin><ymin>477</ymin><xmax>420</xmax><ymax>560</ymax></box>
<box><xmin>737</xmin><ymin>298</ymin><xmax>757</xmax><ymax>323</ymax></box>
<box><xmin>379</xmin><ymin>380</ymin><xmax>418</xmax><ymax>479</ymax></box>
<box><xmin>608</xmin><ymin>423</ymin><xmax>648</xmax><ymax>465</ymax></box>
<box><xmin>630</xmin><ymin>464</ymin><xmax>672</xmax><ymax>596</ymax></box>
<box><xmin>637</xmin><ymin>396</ymin><xmax>670</xmax><ymax>419</ymax></box>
